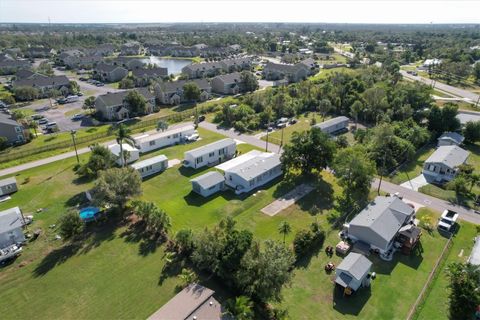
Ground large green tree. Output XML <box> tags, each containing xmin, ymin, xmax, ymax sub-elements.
<box><xmin>124</xmin><ymin>90</ymin><xmax>147</xmax><ymax>116</ymax></box>
<box><xmin>183</xmin><ymin>82</ymin><xmax>201</xmax><ymax>124</ymax></box>
<box><xmin>428</xmin><ymin>103</ymin><xmax>461</xmax><ymax>135</ymax></box>
<box><xmin>446</xmin><ymin>262</ymin><xmax>480</xmax><ymax>320</ymax></box>
<box><xmin>78</xmin><ymin>144</ymin><xmax>116</xmax><ymax>178</ymax></box>
<box><xmin>240</xmin><ymin>71</ymin><xmax>259</xmax><ymax>92</ymax></box>
<box><xmin>113</xmin><ymin>124</ymin><xmax>135</xmax><ymax>167</ymax></box>
<box><xmin>464</xmin><ymin>121</ymin><xmax>480</xmax><ymax>143</ymax></box>
<box><xmin>58</xmin><ymin>210</ymin><xmax>84</xmax><ymax>240</ymax></box>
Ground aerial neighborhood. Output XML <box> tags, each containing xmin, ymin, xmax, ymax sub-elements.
<box><xmin>0</xmin><ymin>8</ymin><xmax>480</xmax><ymax>320</ymax></box>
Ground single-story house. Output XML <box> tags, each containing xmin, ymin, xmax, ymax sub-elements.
<box><xmin>0</xmin><ymin>59</ymin><xmax>31</xmax><ymax>75</ymax></box>
<box><xmin>190</xmin><ymin>171</ymin><xmax>225</xmax><ymax>197</ymax></box>
<box><xmin>94</xmin><ymin>88</ymin><xmax>156</xmax><ymax>121</ymax></box>
<box><xmin>134</xmin><ymin>125</ymin><xmax>196</xmax><ymax>153</ymax></box>
<box><xmin>313</xmin><ymin>116</ymin><xmax>349</xmax><ymax>135</ymax></box>
<box><xmin>211</xmin><ymin>72</ymin><xmax>244</xmax><ymax>95</ymax></box>
<box><xmin>181</xmin><ymin>61</ymin><xmax>224</xmax><ymax>79</ymax></box>
<box><xmin>0</xmin><ymin>177</ymin><xmax>18</xmax><ymax>196</ymax></box>
<box><xmin>423</xmin><ymin>145</ymin><xmax>470</xmax><ymax>182</ymax></box>
<box><xmin>345</xmin><ymin>196</ymin><xmax>415</xmax><ymax>255</ymax></box>
<box><xmin>93</xmin><ymin>63</ymin><xmax>128</xmax><ymax>83</ymax></box>
<box><xmin>131</xmin><ymin>67</ymin><xmax>169</xmax><ymax>87</ymax></box>
<box><xmin>155</xmin><ymin>79</ymin><xmax>211</xmax><ymax>105</ymax></box>
<box><xmin>335</xmin><ymin>252</ymin><xmax>373</xmax><ymax>292</ymax></box>
<box><xmin>147</xmin><ymin>283</ymin><xmax>228</xmax><ymax>320</ymax></box>
<box><xmin>437</xmin><ymin>132</ymin><xmax>464</xmax><ymax>147</ymax></box>
<box><xmin>420</xmin><ymin>58</ymin><xmax>442</xmax><ymax>69</ymax></box>
<box><xmin>108</xmin><ymin>143</ymin><xmax>140</xmax><ymax>166</ymax></box>
<box><xmin>131</xmin><ymin>155</ymin><xmax>168</xmax><ymax>179</ymax></box>
<box><xmin>468</xmin><ymin>236</ymin><xmax>480</xmax><ymax>266</ymax></box>
<box><xmin>262</xmin><ymin>61</ymin><xmax>308</xmax><ymax>83</ymax></box>
<box><xmin>184</xmin><ymin>138</ymin><xmax>236</xmax><ymax>169</ymax></box>
<box><xmin>12</xmin><ymin>75</ymin><xmax>71</xmax><ymax>98</ymax></box>
<box><xmin>0</xmin><ymin>207</ymin><xmax>26</xmax><ymax>248</ymax></box>
<box><xmin>0</xmin><ymin>113</ymin><xmax>28</xmax><ymax>144</ymax></box>
<box><xmin>216</xmin><ymin>150</ymin><xmax>282</xmax><ymax>194</ymax></box>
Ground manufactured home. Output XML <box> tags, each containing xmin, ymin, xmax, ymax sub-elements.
<box><xmin>131</xmin><ymin>155</ymin><xmax>168</xmax><ymax>179</ymax></box>
<box><xmin>183</xmin><ymin>138</ymin><xmax>236</xmax><ymax>169</ymax></box>
<box><xmin>313</xmin><ymin>116</ymin><xmax>350</xmax><ymax>135</ymax></box>
<box><xmin>134</xmin><ymin>125</ymin><xmax>196</xmax><ymax>153</ymax></box>
<box><xmin>216</xmin><ymin>150</ymin><xmax>282</xmax><ymax>194</ymax></box>
<box><xmin>0</xmin><ymin>207</ymin><xmax>26</xmax><ymax>248</ymax></box>
<box><xmin>190</xmin><ymin>171</ymin><xmax>225</xmax><ymax>197</ymax></box>
<box><xmin>0</xmin><ymin>177</ymin><xmax>17</xmax><ymax>196</ymax></box>
<box><xmin>108</xmin><ymin>143</ymin><xmax>140</xmax><ymax>166</ymax></box>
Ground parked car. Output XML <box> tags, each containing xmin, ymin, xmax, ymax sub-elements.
<box><xmin>198</xmin><ymin>115</ymin><xmax>206</xmax><ymax>122</ymax></box>
<box><xmin>57</xmin><ymin>97</ymin><xmax>67</xmax><ymax>104</ymax></box>
<box><xmin>95</xmin><ymin>82</ymin><xmax>104</xmax><ymax>87</ymax></box>
<box><xmin>31</xmin><ymin>114</ymin><xmax>44</xmax><ymax>120</ymax></box>
<box><xmin>37</xmin><ymin>118</ymin><xmax>48</xmax><ymax>125</ymax></box>
<box><xmin>77</xmin><ymin>92</ymin><xmax>84</xmax><ymax>96</ymax></box>
<box><xmin>79</xmin><ymin>77</ymin><xmax>88</xmax><ymax>81</ymax></box>
<box><xmin>65</xmin><ymin>95</ymin><xmax>79</xmax><ymax>103</ymax></box>
<box><xmin>185</xmin><ymin>133</ymin><xmax>200</xmax><ymax>142</ymax></box>
<box><xmin>71</xmin><ymin>114</ymin><xmax>84</xmax><ymax>121</ymax></box>
<box><xmin>438</xmin><ymin>210</ymin><xmax>459</xmax><ymax>233</ymax></box>
<box><xmin>276</xmin><ymin>117</ymin><xmax>289</xmax><ymax>128</ymax></box>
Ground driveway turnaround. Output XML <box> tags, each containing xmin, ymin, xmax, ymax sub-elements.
<box><xmin>261</xmin><ymin>183</ymin><xmax>314</xmax><ymax>216</ymax></box>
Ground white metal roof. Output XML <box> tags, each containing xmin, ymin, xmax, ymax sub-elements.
<box><xmin>215</xmin><ymin>150</ymin><xmax>263</xmax><ymax>172</ymax></box>
<box><xmin>0</xmin><ymin>207</ymin><xmax>23</xmax><ymax>234</ymax></box>
<box><xmin>134</xmin><ymin>124</ymin><xmax>195</xmax><ymax>144</ymax></box>
<box><xmin>108</xmin><ymin>143</ymin><xmax>139</xmax><ymax>157</ymax></box>
<box><xmin>131</xmin><ymin>155</ymin><xmax>168</xmax><ymax>170</ymax></box>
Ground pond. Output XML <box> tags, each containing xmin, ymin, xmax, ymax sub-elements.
<box><xmin>139</xmin><ymin>56</ymin><xmax>192</xmax><ymax>75</ymax></box>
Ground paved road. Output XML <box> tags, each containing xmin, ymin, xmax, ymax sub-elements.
<box><xmin>401</xmin><ymin>70</ymin><xmax>480</xmax><ymax>103</ymax></box>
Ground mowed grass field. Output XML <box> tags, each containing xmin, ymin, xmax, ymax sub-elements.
<box><xmin>0</xmin><ymin>126</ymin><xmax>459</xmax><ymax>320</ymax></box>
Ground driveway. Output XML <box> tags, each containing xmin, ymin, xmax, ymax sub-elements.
<box><xmin>400</xmin><ymin>174</ymin><xmax>432</xmax><ymax>191</ymax></box>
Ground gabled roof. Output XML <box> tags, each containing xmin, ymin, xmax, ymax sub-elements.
<box><xmin>191</xmin><ymin>171</ymin><xmax>225</xmax><ymax>189</ymax></box>
<box><xmin>183</xmin><ymin>61</ymin><xmax>223</xmax><ymax>72</ymax></box>
<box><xmin>95</xmin><ymin>63</ymin><xmax>126</xmax><ymax>73</ymax></box>
<box><xmin>108</xmin><ymin>143</ymin><xmax>139</xmax><ymax>157</ymax></box>
<box><xmin>0</xmin><ymin>177</ymin><xmax>17</xmax><ymax>188</ymax></box>
<box><xmin>131</xmin><ymin>67</ymin><xmax>168</xmax><ymax>78</ymax></box>
<box><xmin>349</xmin><ymin>196</ymin><xmax>414</xmax><ymax>249</ymax></box>
<box><xmin>425</xmin><ymin>145</ymin><xmax>470</xmax><ymax>169</ymax></box>
<box><xmin>158</xmin><ymin>79</ymin><xmax>211</xmax><ymax>94</ymax></box>
<box><xmin>313</xmin><ymin>116</ymin><xmax>349</xmax><ymax>131</ymax></box>
<box><xmin>336</xmin><ymin>252</ymin><xmax>372</xmax><ymax>285</ymax></box>
<box><xmin>15</xmin><ymin>69</ymin><xmax>35</xmax><ymax>79</ymax></box>
<box><xmin>13</xmin><ymin>75</ymin><xmax>70</xmax><ymax>88</ymax></box>
<box><xmin>0</xmin><ymin>113</ymin><xmax>21</xmax><ymax>126</ymax></box>
<box><xmin>212</xmin><ymin>72</ymin><xmax>242</xmax><ymax>84</ymax></box>
<box><xmin>134</xmin><ymin>125</ymin><xmax>195</xmax><ymax>144</ymax></box>
<box><xmin>0</xmin><ymin>207</ymin><xmax>24</xmax><ymax>234</ymax></box>
<box><xmin>0</xmin><ymin>60</ymin><xmax>31</xmax><ymax>68</ymax></box>
<box><xmin>96</xmin><ymin>88</ymin><xmax>154</xmax><ymax>107</ymax></box>
<box><xmin>438</xmin><ymin>132</ymin><xmax>464</xmax><ymax>145</ymax></box>
<box><xmin>185</xmin><ymin>138</ymin><xmax>235</xmax><ymax>158</ymax></box>
<box><xmin>221</xmin><ymin>57</ymin><xmax>251</xmax><ymax>68</ymax></box>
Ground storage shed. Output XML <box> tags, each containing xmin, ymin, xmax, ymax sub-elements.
<box><xmin>190</xmin><ymin>171</ymin><xmax>225</xmax><ymax>197</ymax></box>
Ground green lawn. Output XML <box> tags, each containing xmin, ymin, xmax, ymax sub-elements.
<box><xmin>261</xmin><ymin>113</ymin><xmax>326</xmax><ymax>145</ymax></box>
<box><xmin>415</xmin><ymin>213</ymin><xmax>479</xmax><ymax>320</ymax></box>
<box><xmin>388</xmin><ymin>146</ymin><xmax>436</xmax><ymax>184</ymax></box>
<box><xmin>309</xmin><ymin>67</ymin><xmax>355</xmax><ymax>82</ymax></box>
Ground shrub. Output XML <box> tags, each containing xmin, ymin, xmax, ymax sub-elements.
<box><xmin>58</xmin><ymin>210</ymin><xmax>84</xmax><ymax>240</ymax></box>
<box><xmin>293</xmin><ymin>223</ymin><xmax>325</xmax><ymax>261</ymax></box>
<box><xmin>0</xmin><ymin>136</ymin><xmax>8</xmax><ymax>150</ymax></box>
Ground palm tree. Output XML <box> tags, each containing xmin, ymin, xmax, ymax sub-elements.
<box><xmin>278</xmin><ymin>221</ymin><xmax>291</xmax><ymax>244</ymax></box>
<box><xmin>156</xmin><ymin>120</ymin><xmax>169</xmax><ymax>132</ymax></box>
<box><xmin>114</xmin><ymin>124</ymin><xmax>135</xmax><ymax>167</ymax></box>
<box><xmin>179</xmin><ymin>268</ymin><xmax>197</xmax><ymax>288</ymax></box>
<box><xmin>28</xmin><ymin>119</ymin><xmax>39</xmax><ymax>138</ymax></box>
<box><xmin>225</xmin><ymin>296</ymin><xmax>254</xmax><ymax>320</ymax></box>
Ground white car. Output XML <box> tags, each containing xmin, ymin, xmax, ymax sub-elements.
<box><xmin>438</xmin><ymin>210</ymin><xmax>459</xmax><ymax>233</ymax></box>
<box><xmin>185</xmin><ymin>133</ymin><xmax>200</xmax><ymax>142</ymax></box>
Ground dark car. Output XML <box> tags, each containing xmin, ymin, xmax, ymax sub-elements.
<box><xmin>198</xmin><ymin>115</ymin><xmax>206</xmax><ymax>122</ymax></box>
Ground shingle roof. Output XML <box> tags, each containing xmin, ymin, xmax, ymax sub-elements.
<box><xmin>96</xmin><ymin>88</ymin><xmax>154</xmax><ymax>107</ymax></box>
<box><xmin>212</xmin><ymin>72</ymin><xmax>242</xmax><ymax>84</ymax></box>
<box><xmin>183</xmin><ymin>61</ymin><xmax>223</xmax><ymax>72</ymax></box>
<box><xmin>0</xmin><ymin>177</ymin><xmax>17</xmax><ymax>188</ymax></box>
<box><xmin>185</xmin><ymin>138</ymin><xmax>235</xmax><ymax>158</ymax></box>
<box><xmin>0</xmin><ymin>113</ymin><xmax>21</xmax><ymax>126</ymax></box>
<box><xmin>313</xmin><ymin>116</ymin><xmax>349</xmax><ymax>131</ymax></box>
<box><xmin>131</xmin><ymin>67</ymin><xmax>168</xmax><ymax>78</ymax></box>
<box><xmin>0</xmin><ymin>60</ymin><xmax>31</xmax><ymax>68</ymax></box>
<box><xmin>349</xmin><ymin>196</ymin><xmax>414</xmax><ymax>249</ymax></box>
<box><xmin>264</xmin><ymin>61</ymin><xmax>305</xmax><ymax>73</ymax></box>
<box><xmin>159</xmin><ymin>79</ymin><xmax>211</xmax><ymax>94</ymax></box>
<box><xmin>13</xmin><ymin>75</ymin><xmax>70</xmax><ymax>88</ymax></box>
<box><xmin>131</xmin><ymin>155</ymin><xmax>168</xmax><ymax>170</ymax></box>
<box><xmin>95</xmin><ymin>63</ymin><xmax>125</xmax><ymax>73</ymax></box>
<box><xmin>134</xmin><ymin>125</ymin><xmax>195</xmax><ymax>144</ymax></box>
<box><xmin>227</xmin><ymin>152</ymin><xmax>281</xmax><ymax>181</ymax></box>
<box><xmin>425</xmin><ymin>145</ymin><xmax>470</xmax><ymax>169</ymax></box>
<box><xmin>221</xmin><ymin>57</ymin><xmax>251</xmax><ymax>68</ymax></box>
<box><xmin>15</xmin><ymin>69</ymin><xmax>35</xmax><ymax>79</ymax></box>
<box><xmin>191</xmin><ymin>171</ymin><xmax>225</xmax><ymax>189</ymax></box>
<box><xmin>0</xmin><ymin>207</ymin><xmax>24</xmax><ymax>234</ymax></box>
<box><xmin>337</xmin><ymin>252</ymin><xmax>372</xmax><ymax>281</ymax></box>
<box><xmin>438</xmin><ymin>132</ymin><xmax>464</xmax><ymax>145</ymax></box>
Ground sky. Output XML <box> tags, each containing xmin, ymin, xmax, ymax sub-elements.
<box><xmin>0</xmin><ymin>0</ymin><xmax>479</xmax><ymax>24</ymax></box>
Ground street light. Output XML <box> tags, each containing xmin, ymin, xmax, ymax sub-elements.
<box><xmin>71</xmin><ymin>129</ymin><xmax>79</xmax><ymax>164</ymax></box>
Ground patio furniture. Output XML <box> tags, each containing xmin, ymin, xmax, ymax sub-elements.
<box><xmin>325</xmin><ymin>262</ymin><xmax>335</xmax><ymax>272</ymax></box>
<box><xmin>336</xmin><ymin>241</ymin><xmax>350</xmax><ymax>255</ymax></box>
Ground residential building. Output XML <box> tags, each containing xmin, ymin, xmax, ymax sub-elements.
<box><xmin>468</xmin><ymin>236</ymin><xmax>480</xmax><ymax>266</ymax></box>
<box><xmin>216</xmin><ymin>150</ymin><xmax>282</xmax><ymax>194</ymax></box>
<box><xmin>131</xmin><ymin>155</ymin><xmax>168</xmax><ymax>179</ymax></box>
<box><xmin>335</xmin><ymin>252</ymin><xmax>372</xmax><ymax>292</ymax></box>
<box><xmin>183</xmin><ymin>138</ymin><xmax>236</xmax><ymax>169</ymax></box>
<box><xmin>0</xmin><ymin>113</ymin><xmax>28</xmax><ymax>144</ymax></box>
<box><xmin>108</xmin><ymin>143</ymin><xmax>140</xmax><ymax>166</ymax></box>
<box><xmin>25</xmin><ymin>47</ymin><xmax>54</xmax><ymax>58</ymax></box>
<box><xmin>0</xmin><ymin>177</ymin><xmax>18</xmax><ymax>197</ymax></box>
<box><xmin>219</xmin><ymin>57</ymin><xmax>252</xmax><ymax>73</ymax></box>
<box><xmin>211</xmin><ymin>72</ymin><xmax>244</xmax><ymax>95</ymax></box>
<box><xmin>134</xmin><ymin>125</ymin><xmax>196</xmax><ymax>153</ymax></box>
<box><xmin>15</xmin><ymin>69</ymin><xmax>36</xmax><ymax>79</ymax></box>
<box><xmin>155</xmin><ymin>79</ymin><xmax>211</xmax><ymax>105</ymax></box>
<box><xmin>94</xmin><ymin>88</ymin><xmax>156</xmax><ymax>121</ymax></box>
<box><xmin>0</xmin><ymin>60</ymin><xmax>31</xmax><ymax>75</ymax></box>
<box><xmin>313</xmin><ymin>116</ymin><xmax>350</xmax><ymax>135</ymax></box>
<box><xmin>190</xmin><ymin>171</ymin><xmax>225</xmax><ymax>197</ymax></box>
<box><xmin>131</xmin><ymin>67</ymin><xmax>169</xmax><ymax>87</ymax></box>
<box><xmin>423</xmin><ymin>145</ymin><xmax>470</xmax><ymax>182</ymax></box>
<box><xmin>421</xmin><ymin>58</ymin><xmax>442</xmax><ymax>69</ymax></box>
<box><xmin>109</xmin><ymin>57</ymin><xmax>145</xmax><ymax>70</ymax></box>
<box><xmin>262</xmin><ymin>61</ymin><xmax>308</xmax><ymax>83</ymax></box>
<box><xmin>437</xmin><ymin>132</ymin><xmax>465</xmax><ymax>147</ymax></box>
<box><xmin>148</xmin><ymin>284</ymin><xmax>228</xmax><ymax>320</ymax></box>
<box><xmin>0</xmin><ymin>207</ymin><xmax>26</xmax><ymax>248</ymax></box>
<box><xmin>55</xmin><ymin>49</ymin><xmax>84</xmax><ymax>66</ymax></box>
<box><xmin>93</xmin><ymin>63</ymin><xmax>128</xmax><ymax>83</ymax></box>
<box><xmin>181</xmin><ymin>61</ymin><xmax>224</xmax><ymax>79</ymax></box>
<box><xmin>121</xmin><ymin>42</ymin><xmax>143</xmax><ymax>56</ymax></box>
<box><xmin>64</xmin><ymin>55</ymin><xmax>103</xmax><ymax>70</ymax></box>
<box><xmin>12</xmin><ymin>75</ymin><xmax>71</xmax><ymax>97</ymax></box>
<box><xmin>298</xmin><ymin>58</ymin><xmax>319</xmax><ymax>75</ymax></box>
<box><xmin>85</xmin><ymin>43</ymin><xmax>116</xmax><ymax>56</ymax></box>
<box><xmin>344</xmin><ymin>196</ymin><xmax>416</xmax><ymax>255</ymax></box>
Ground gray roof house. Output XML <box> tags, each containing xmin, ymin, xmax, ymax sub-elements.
<box><xmin>131</xmin><ymin>67</ymin><xmax>169</xmax><ymax>87</ymax></box>
<box><xmin>148</xmin><ymin>284</ymin><xmax>229</xmax><ymax>320</ymax></box>
<box><xmin>94</xmin><ymin>88</ymin><xmax>156</xmax><ymax>121</ymax></box>
<box><xmin>437</xmin><ymin>132</ymin><xmax>465</xmax><ymax>147</ymax></box>
<box><xmin>190</xmin><ymin>171</ymin><xmax>225</xmax><ymax>197</ymax></box>
<box><xmin>423</xmin><ymin>145</ymin><xmax>470</xmax><ymax>182</ymax></box>
<box><xmin>182</xmin><ymin>62</ymin><xmax>224</xmax><ymax>79</ymax></box>
<box><xmin>155</xmin><ymin>79</ymin><xmax>211</xmax><ymax>105</ymax></box>
<box><xmin>15</xmin><ymin>69</ymin><xmax>36</xmax><ymax>79</ymax></box>
<box><xmin>0</xmin><ymin>113</ymin><xmax>28</xmax><ymax>144</ymax></box>
<box><xmin>468</xmin><ymin>236</ymin><xmax>480</xmax><ymax>266</ymax></box>
<box><xmin>335</xmin><ymin>252</ymin><xmax>373</xmax><ymax>291</ymax></box>
<box><xmin>13</xmin><ymin>75</ymin><xmax>71</xmax><ymax>98</ymax></box>
<box><xmin>313</xmin><ymin>116</ymin><xmax>350</xmax><ymax>135</ymax></box>
<box><xmin>0</xmin><ymin>60</ymin><xmax>31</xmax><ymax>75</ymax></box>
<box><xmin>211</xmin><ymin>72</ymin><xmax>244</xmax><ymax>95</ymax></box>
<box><xmin>346</xmin><ymin>196</ymin><xmax>415</xmax><ymax>254</ymax></box>
<box><xmin>64</xmin><ymin>55</ymin><xmax>103</xmax><ymax>70</ymax></box>
<box><xmin>262</xmin><ymin>62</ymin><xmax>308</xmax><ymax>83</ymax></box>
<box><xmin>298</xmin><ymin>58</ymin><xmax>319</xmax><ymax>75</ymax></box>
<box><xmin>184</xmin><ymin>138</ymin><xmax>236</xmax><ymax>169</ymax></box>
<box><xmin>220</xmin><ymin>57</ymin><xmax>252</xmax><ymax>73</ymax></box>
<box><xmin>110</xmin><ymin>57</ymin><xmax>146</xmax><ymax>70</ymax></box>
<box><xmin>93</xmin><ymin>63</ymin><xmax>128</xmax><ymax>83</ymax></box>
<box><xmin>0</xmin><ymin>177</ymin><xmax>18</xmax><ymax>197</ymax></box>
<box><xmin>121</xmin><ymin>42</ymin><xmax>143</xmax><ymax>56</ymax></box>
<box><xmin>0</xmin><ymin>207</ymin><xmax>26</xmax><ymax>248</ymax></box>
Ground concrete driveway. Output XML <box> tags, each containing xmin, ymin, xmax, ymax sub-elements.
<box><xmin>400</xmin><ymin>174</ymin><xmax>432</xmax><ymax>191</ymax></box>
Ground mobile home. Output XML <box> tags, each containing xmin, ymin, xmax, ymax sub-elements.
<box><xmin>313</xmin><ymin>116</ymin><xmax>349</xmax><ymax>135</ymax></box>
<box><xmin>183</xmin><ymin>138</ymin><xmax>236</xmax><ymax>169</ymax></box>
<box><xmin>0</xmin><ymin>207</ymin><xmax>26</xmax><ymax>248</ymax></box>
<box><xmin>0</xmin><ymin>177</ymin><xmax>17</xmax><ymax>196</ymax></box>
<box><xmin>134</xmin><ymin>125</ymin><xmax>196</xmax><ymax>153</ymax></box>
<box><xmin>108</xmin><ymin>143</ymin><xmax>140</xmax><ymax>166</ymax></box>
<box><xmin>131</xmin><ymin>155</ymin><xmax>168</xmax><ymax>179</ymax></box>
<box><xmin>190</xmin><ymin>171</ymin><xmax>225</xmax><ymax>197</ymax></box>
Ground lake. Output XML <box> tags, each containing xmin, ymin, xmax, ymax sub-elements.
<box><xmin>139</xmin><ymin>57</ymin><xmax>192</xmax><ymax>75</ymax></box>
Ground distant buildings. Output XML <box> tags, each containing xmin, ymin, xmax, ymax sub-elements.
<box><xmin>154</xmin><ymin>79</ymin><xmax>211</xmax><ymax>105</ymax></box>
<box><xmin>0</xmin><ymin>59</ymin><xmax>31</xmax><ymax>75</ymax></box>
<box><xmin>262</xmin><ymin>61</ymin><xmax>308</xmax><ymax>83</ymax></box>
<box><xmin>93</xmin><ymin>63</ymin><xmax>128</xmax><ymax>83</ymax></box>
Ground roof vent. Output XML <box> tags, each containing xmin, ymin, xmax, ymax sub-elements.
<box><xmin>209</xmin><ymin>301</ymin><xmax>213</xmax><ymax>306</ymax></box>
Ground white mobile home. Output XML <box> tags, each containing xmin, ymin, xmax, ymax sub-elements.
<box><xmin>131</xmin><ymin>155</ymin><xmax>168</xmax><ymax>179</ymax></box>
<box><xmin>183</xmin><ymin>138</ymin><xmax>236</xmax><ymax>169</ymax></box>
<box><xmin>216</xmin><ymin>150</ymin><xmax>282</xmax><ymax>194</ymax></box>
<box><xmin>313</xmin><ymin>116</ymin><xmax>349</xmax><ymax>135</ymax></box>
<box><xmin>0</xmin><ymin>207</ymin><xmax>26</xmax><ymax>248</ymax></box>
<box><xmin>190</xmin><ymin>171</ymin><xmax>225</xmax><ymax>197</ymax></box>
<box><xmin>134</xmin><ymin>125</ymin><xmax>196</xmax><ymax>153</ymax></box>
<box><xmin>108</xmin><ymin>143</ymin><xmax>140</xmax><ymax>166</ymax></box>
<box><xmin>0</xmin><ymin>177</ymin><xmax>17</xmax><ymax>196</ymax></box>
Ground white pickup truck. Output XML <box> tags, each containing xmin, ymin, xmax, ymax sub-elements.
<box><xmin>437</xmin><ymin>210</ymin><xmax>459</xmax><ymax>233</ymax></box>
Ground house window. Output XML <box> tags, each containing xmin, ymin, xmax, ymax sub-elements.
<box><xmin>209</xmin><ymin>152</ymin><xmax>215</xmax><ymax>157</ymax></box>
<box><xmin>15</xmin><ymin>126</ymin><xmax>22</xmax><ymax>133</ymax></box>
<box><xmin>219</xmin><ymin>148</ymin><xmax>225</xmax><ymax>155</ymax></box>
<box><xmin>229</xmin><ymin>175</ymin><xmax>232</xmax><ymax>181</ymax></box>
<box><xmin>196</xmin><ymin>156</ymin><xmax>203</xmax><ymax>164</ymax></box>
<box><xmin>249</xmin><ymin>180</ymin><xmax>254</xmax><ymax>187</ymax></box>
<box><xmin>149</xmin><ymin>141</ymin><xmax>156</xmax><ymax>146</ymax></box>
<box><xmin>173</xmin><ymin>133</ymin><xmax>179</xmax><ymax>138</ymax></box>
